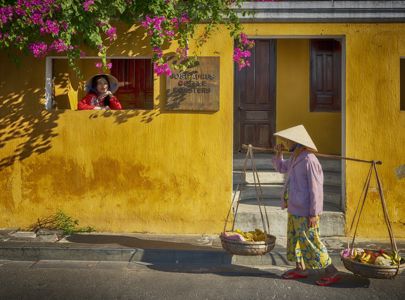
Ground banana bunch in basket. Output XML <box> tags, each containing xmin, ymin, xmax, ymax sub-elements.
<box><xmin>222</xmin><ymin>228</ymin><xmax>267</xmax><ymax>242</ymax></box>
<box><xmin>341</xmin><ymin>248</ymin><xmax>403</xmax><ymax>266</ymax></box>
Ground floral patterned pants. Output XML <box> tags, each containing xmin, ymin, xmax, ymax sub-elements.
<box><xmin>287</xmin><ymin>213</ymin><xmax>332</xmax><ymax>269</ymax></box>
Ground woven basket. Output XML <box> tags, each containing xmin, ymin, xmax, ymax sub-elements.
<box><xmin>220</xmin><ymin>233</ymin><xmax>276</xmax><ymax>256</ymax></box>
<box><xmin>342</xmin><ymin>256</ymin><xmax>405</xmax><ymax>279</ymax></box>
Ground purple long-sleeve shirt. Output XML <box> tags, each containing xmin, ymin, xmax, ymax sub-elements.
<box><xmin>272</xmin><ymin>150</ymin><xmax>324</xmax><ymax>217</ymax></box>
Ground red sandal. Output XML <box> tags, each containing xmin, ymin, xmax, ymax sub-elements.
<box><xmin>282</xmin><ymin>271</ymin><xmax>309</xmax><ymax>279</ymax></box>
<box><xmin>315</xmin><ymin>275</ymin><xmax>342</xmax><ymax>286</ymax></box>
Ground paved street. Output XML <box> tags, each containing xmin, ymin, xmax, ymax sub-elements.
<box><xmin>0</xmin><ymin>260</ymin><xmax>404</xmax><ymax>300</ymax></box>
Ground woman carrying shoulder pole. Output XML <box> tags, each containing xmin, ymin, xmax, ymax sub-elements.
<box><xmin>272</xmin><ymin>125</ymin><xmax>341</xmax><ymax>286</ymax></box>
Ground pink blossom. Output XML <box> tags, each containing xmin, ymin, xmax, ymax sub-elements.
<box><xmin>107</xmin><ymin>63</ymin><xmax>112</xmax><ymax>69</ymax></box>
<box><xmin>31</xmin><ymin>12</ymin><xmax>43</xmax><ymax>25</ymax></box>
<box><xmin>106</xmin><ymin>27</ymin><xmax>117</xmax><ymax>41</ymax></box>
<box><xmin>83</xmin><ymin>0</ymin><xmax>94</xmax><ymax>12</ymax></box>
<box><xmin>233</xmin><ymin>47</ymin><xmax>251</xmax><ymax>62</ymax></box>
<box><xmin>14</xmin><ymin>7</ymin><xmax>26</xmax><ymax>17</ymax></box>
<box><xmin>95</xmin><ymin>62</ymin><xmax>103</xmax><ymax>69</ymax></box>
<box><xmin>50</xmin><ymin>39</ymin><xmax>68</xmax><ymax>53</ymax></box>
<box><xmin>29</xmin><ymin>42</ymin><xmax>48</xmax><ymax>58</ymax></box>
<box><xmin>239</xmin><ymin>33</ymin><xmax>255</xmax><ymax>48</ymax></box>
<box><xmin>170</xmin><ymin>18</ymin><xmax>179</xmax><ymax>30</ymax></box>
<box><xmin>165</xmin><ymin>30</ymin><xmax>175</xmax><ymax>39</ymax></box>
<box><xmin>180</xmin><ymin>13</ymin><xmax>190</xmax><ymax>24</ymax></box>
<box><xmin>0</xmin><ymin>6</ymin><xmax>13</xmax><ymax>25</ymax></box>
<box><xmin>240</xmin><ymin>33</ymin><xmax>248</xmax><ymax>44</ymax></box>
<box><xmin>153</xmin><ymin>46</ymin><xmax>163</xmax><ymax>58</ymax></box>
<box><xmin>153</xmin><ymin>17</ymin><xmax>165</xmax><ymax>31</ymax></box>
<box><xmin>141</xmin><ymin>15</ymin><xmax>166</xmax><ymax>32</ymax></box>
<box><xmin>141</xmin><ymin>16</ymin><xmax>151</xmax><ymax>28</ymax></box>
<box><xmin>40</xmin><ymin>20</ymin><xmax>60</xmax><ymax>35</ymax></box>
<box><xmin>233</xmin><ymin>47</ymin><xmax>252</xmax><ymax>71</ymax></box>
<box><xmin>153</xmin><ymin>62</ymin><xmax>171</xmax><ymax>76</ymax></box>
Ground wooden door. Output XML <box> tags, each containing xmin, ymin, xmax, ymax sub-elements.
<box><xmin>310</xmin><ymin>39</ymin><xmax>341</xmax><ymax>112</ymax></box>
<box><xmin>234</xmin><ymin>39</ymin><xmax>276</xmax><ymax>152</ymax></box>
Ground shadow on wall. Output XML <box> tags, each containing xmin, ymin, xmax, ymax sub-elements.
<box><xmin>0</xmin><ymin>84</ymin><xmax>62</xmax><ymax>170</ymax></box>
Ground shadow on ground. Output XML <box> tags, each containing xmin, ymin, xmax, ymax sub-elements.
<box><xmin>66</xmin><ymin>234</ymin><xmax>220</xmax><ymax>251</ymax></box>
<box><xmin>67</xmin><ymin>234</ymin><xmax>371</xmax><ymax>287</ymax></box>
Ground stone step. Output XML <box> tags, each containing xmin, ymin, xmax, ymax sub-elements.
<box><xmin>233</xmin><ymin>171</ymin><xmax>285</xmax><ymax>185</ymax></box>
<box><xmin>233</xmin><ymin>170</ymin><xmax>341</xmax><ymax>186</ymax></box>
<box><xmin>232</xmin><ymin>200</ymin><xmax>345</xmax><ymax>237</ymax></box>
<box><xmin>233</xmin><ymin>153</ymin><xmax>341</xmax><ymax>172</ymax></box>
<box><xmin>232</xmin><ymin>184</ymin><xmax>342</xmax><ymax>207</ymax></box>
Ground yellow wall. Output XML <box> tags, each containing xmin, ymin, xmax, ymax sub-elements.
<box><xmin>0</xmin><ymin>23</ymin><xmax>233</xmax><ymax>233</ymax></box>
<box><xmin>276</xmin><ymin>39</ymin><xmax>341</xmax><ymax>154</ymax></box>
<box><xmin>1</xmin><ymin>23</ymin><xmax>405</xmax><ymax>238</ymax></box>
<box><xmin>242</xmin><ymin>23</ymin><xmax>405</xmax><ymax>238</ymax></box>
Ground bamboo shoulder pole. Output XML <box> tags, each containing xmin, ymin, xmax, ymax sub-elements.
<box><xmin>241</xmin><ymin>144</ymin><xmax>382</xmax><ymax>165</ymax></box>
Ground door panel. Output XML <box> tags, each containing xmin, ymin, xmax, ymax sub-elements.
<box><xmin>234</xmin><ymin>39</ymin><xmax>276</xmax><ymax>152</ymax></box>
<box><xmin>310</xmin><ymin>39</ymin><xmax>341</xmax><ymax>112</ymax></box>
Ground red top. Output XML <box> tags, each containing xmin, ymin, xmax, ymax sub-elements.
<box><xmin>78</xmin><ymin>92</ymin><xmax>122</xmax><ymax>110</ymax></box>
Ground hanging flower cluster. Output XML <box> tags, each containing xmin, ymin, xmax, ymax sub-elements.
<box><xmin>140</xmin><ymin>13</ymin><xmax>193</xmax><ymax>76</ymax></box>
<box><xmin>0</xmin><ymin>0</ymin><xmax>255</xmax><ymax>76</ymax></box>
<box><xmin>233</xmin><ymin>33</ymin><xmax>255</xmax><ymax>70</ymax></box>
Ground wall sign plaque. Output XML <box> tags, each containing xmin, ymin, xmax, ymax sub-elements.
<box><xmin>166</xmin><ymin>57</ymin><xmax>220</xmax><ymax>111</ymax></box>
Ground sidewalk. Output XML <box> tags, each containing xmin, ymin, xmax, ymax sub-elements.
<box><xmin>1</xmin><ymin>228</ymin><xmax>404</xmax><ymax>268</ymax></box>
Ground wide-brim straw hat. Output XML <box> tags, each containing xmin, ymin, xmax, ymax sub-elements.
<box><xmin>85</xmin><ymin>73</ymin><xmax>119</xmax><ymax>94</ymax></box>
<box><xmin>273</xmin><ymin>124</ymin><xmax>318</xmax><ymax>152</ymax></box>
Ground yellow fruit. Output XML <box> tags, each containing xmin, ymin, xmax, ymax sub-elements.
<box><xmin>375</xmin><ymin>256</ymin><xmax>391</xmax><ymax>266</ymax></box>
<box><xmin>392</xmin><ymin>251</ymin><xmax>402</xmax><ymax>265</ymax></box>
<box><xmin>382</xmin><ymin>253</ymin><xmax>391</xmax><ymax>260</ymax></box>
<box><xmin>361</xmin><ymin>253</ymin><xmax>371</xmax><ymax>263</ymax></box>
<box><xmin>245</xmin><ymin>232</ymin><xmax>254</xmax><ymax>241</ymax></box>
<box><xmin>253</xmin><ymin>233</ymin><xmax>266</xmax><ymax>242</ymax></box>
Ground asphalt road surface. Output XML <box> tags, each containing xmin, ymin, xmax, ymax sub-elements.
<box><xmin>0</xmin><ymin>260</ymin><xmax>404</xmax><ymax>300</ymax></box>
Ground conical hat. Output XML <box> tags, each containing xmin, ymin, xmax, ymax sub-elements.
<box><xmin>85</xmin><ymin>73</ymin><xmax>119</xmax><ymax>94</ymax></box>
<box><xmin>273</xmin><ymin>125</ymin><xmax>318</xmax><ymax>152</ymax></box>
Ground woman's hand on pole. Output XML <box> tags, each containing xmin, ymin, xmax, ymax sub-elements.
<box><xmin>274</xmin><ymin>144</ymin><xmax>284</xmax><ymax>158</ymax></box>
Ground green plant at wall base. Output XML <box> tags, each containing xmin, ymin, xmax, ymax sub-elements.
<box><xmin>0</xmin><ymin>0</ymin><xmax>254</xmax><ymax>77</ymax></box>
<box><xmin>29</xmin><ymin>210</ymin><xmax>95</xmax><ymax>235</ymax></box>
<box><xmin>52</xmin><ymin>210</ymin><xmax>95</xmax><ymax>235</ymax></box>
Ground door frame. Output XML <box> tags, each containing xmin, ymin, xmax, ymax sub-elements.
<box><xmin>232</xmin><ymin>35</ymin><xmax>347</xmax><ymax>213</ymax></box>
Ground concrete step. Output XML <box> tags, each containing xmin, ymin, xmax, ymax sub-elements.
<box><xmin>233</xmin><ymin>170</ymin><xmax>341</xmax><ymax>186</ymax></box>
<box><xmin>233</xmin><ymin>153</ymin><xmax>341</xmax><ymax>172</ymax></box>
<box><xmin>232</xmin><ymin>184</ymin><xmax>342</xmax><ymax>208</ymax></box>
<box><xmin>232</xmin><ymin>200</ymin><xmax>345</xmax><ymax>237</ymax></box>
